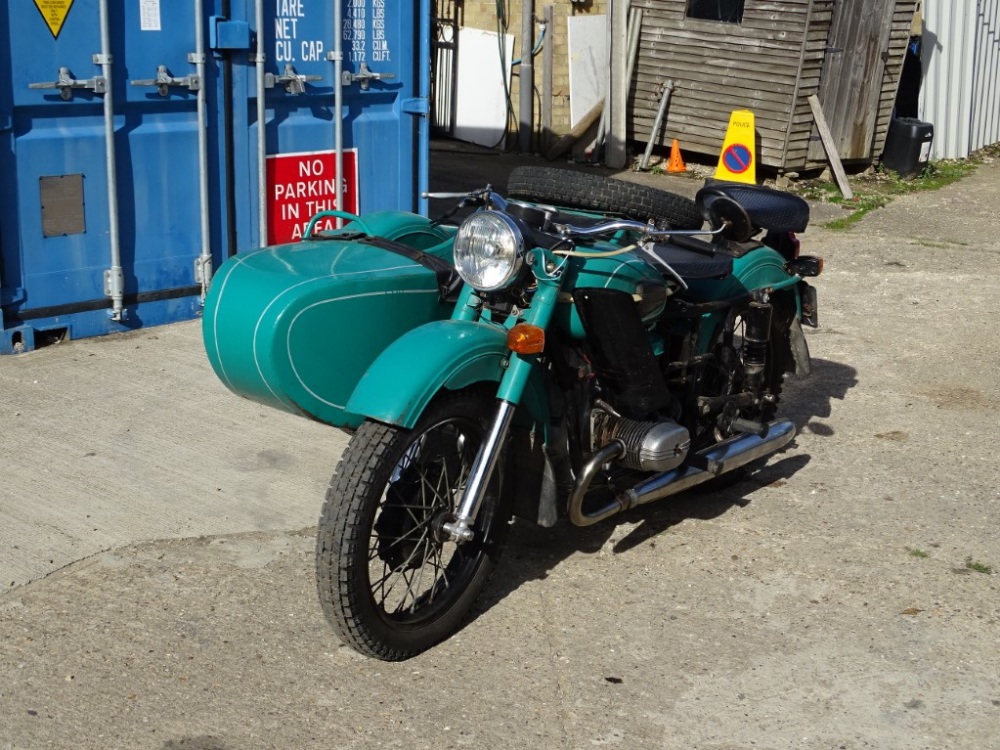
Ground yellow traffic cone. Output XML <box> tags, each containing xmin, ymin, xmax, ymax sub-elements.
<box><xmin>667</xmin><ymin>139</ymin><xmax>686</xmax><ymax>173</ymax></box>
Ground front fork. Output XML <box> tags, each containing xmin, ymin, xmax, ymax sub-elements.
<box><xmin>442</xmin><ymin>253</ymin><xmax>562</xmax><ymax>542</ymax></box>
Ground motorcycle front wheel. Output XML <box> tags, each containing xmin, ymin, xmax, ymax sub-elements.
<box><xmin>316</xmin><ymin>389</ymin><xmax>512</xmax><ymax>661</ymax></box>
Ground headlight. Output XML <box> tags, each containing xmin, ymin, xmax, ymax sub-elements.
<box><xmin>453</xmin><ymin>212</ymin><xmax>525</xmax><ymax>291</ymax></box>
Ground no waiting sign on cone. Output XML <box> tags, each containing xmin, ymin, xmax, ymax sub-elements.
<box><xmin>714</xmin><ymin>110</ymin><xmax>757</xmax><ymax>185</ymax></box>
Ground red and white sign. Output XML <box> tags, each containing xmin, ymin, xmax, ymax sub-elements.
<box><xmin>266</xmin><ymin>148</ymin><xmax>359</xmax><ymax>244</ymax></box>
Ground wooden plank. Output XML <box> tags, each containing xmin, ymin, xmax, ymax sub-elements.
<box><xmin>809</xmin><ymin>94</ymin><xmax>854</xmax><ymax>199</ymax></box>
<box><xmin>546</xmin><ymin>100</ymin><xmax>603</xmax><ymax>160</ymax></box>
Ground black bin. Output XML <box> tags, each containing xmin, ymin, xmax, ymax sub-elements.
<box><xmin>882</xmin><ymin>117</ymin><xmax>934</xmax><ymax>177</ymax></box>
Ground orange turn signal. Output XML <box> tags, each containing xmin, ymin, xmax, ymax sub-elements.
<box><xmin>507</xmin><ymin>324</ymin><xmax>545</xmax><ymax>354</ymax></box>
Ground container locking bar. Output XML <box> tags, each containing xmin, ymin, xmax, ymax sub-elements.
<box><xmin>29</xmin><ymin>65</ymin><xmax>107</xmax><ymax>100</ymax></box>
<box><xmin>341</xmin><ymin>61</ymin><xmax>395</xmax><ymax>90</ymax></box>
<box><xmin>265</xmin><ymin>63</ymin><xmax>322</xmax><ymax>94</ymax></box>
<box><xmin>131</xmin><ymin>60</ymin><xmax>203</xmax><ymax>96</ymax></box>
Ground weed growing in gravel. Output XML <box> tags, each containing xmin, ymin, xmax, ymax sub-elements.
<box><xmin>795</xmin><ymin>144</ymin><xmax>996</xmax><ymax>230</ymax></box>
<box><xmin>906</xmin><ymin>547</ymin><xmax>930</xmax><ymax>558</ymax></box>
<box><xmin>964</xmin><ymin>557</ymin><xmax>993</xmax><ymax>575</ymax></box>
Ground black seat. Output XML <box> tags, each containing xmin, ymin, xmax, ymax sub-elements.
<box><xmin>640</xmin><ymin>240</ymin><xmax>733</xmax><ymax>280</ymax></box>
<box><xmin>697</xmin><ymin>182</ymin><xmax>810</xmax><ymax>233</ymax></box>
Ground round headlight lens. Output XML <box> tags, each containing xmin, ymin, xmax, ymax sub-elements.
<box><xmin>453</xmin><ymin>212</ymin><xmax>525</xmax><ymax>291</ymax></box>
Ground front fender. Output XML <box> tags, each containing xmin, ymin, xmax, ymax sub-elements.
<box><xmin>347</xmin><ymin>319</ymin><xmax>548</xmax><ymax>429</ymax></box>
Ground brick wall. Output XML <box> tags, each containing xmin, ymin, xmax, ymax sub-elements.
<box><xmin>435</xmin><ymin>0</ymin><xmax>608</xmax><ymax>150</ymax></box>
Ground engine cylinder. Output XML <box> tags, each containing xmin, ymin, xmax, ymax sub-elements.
<box><xmin>593</xmin><ymin>412</ymin><xmax>690</xmax><ymax>472</ymax></box>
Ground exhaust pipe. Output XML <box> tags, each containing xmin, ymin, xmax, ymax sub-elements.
<box><xmin>567</xmin><ymin>420</ymin><xmax>796</xmax><ymax>527</ymax></box>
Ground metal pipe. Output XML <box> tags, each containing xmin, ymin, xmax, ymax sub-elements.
<box><xmin>333</xmin><ymin>0</ymin><xmax>345</xmax><ymax>226</ymax></box>
<box><xmin>567</xmin><ymin>441</ymin><xmax>627</xmax><ymax>527</ymax></box>
<box><xmin>442</xmin><ymin>400</ymin><xmax>517</xmax><ymax>543</ymax></box>
<box><xmin>194</xmin><ymin>0</ymin><xmax>212</xmax><ymax>299</ymax></box>
<box><xmin>98</xmin><ymin>0</ymin><xmax>124</xmax><ymax>320</ymax></box>
<box><xmin>541</xmin><ymin>5</ymin><xmax>553</xmax><ymax>153</ymax></box>
<box><xmin>417</xmin><ymin>0</ymin><xmax>431</xmax><ymax>215</ymax></box>
<box><xmin>622</xmin><ymin>420</ymin><xmax>796</xmax><ymax>508</ymax></box>
<box><xmin>518</xmin><ymin>0</ymin><xmax>534</xmax><ymax>152</ymax></box>
<box><xmin>640</xmin><ymin>79</ymin><xmax>674</xmax><ymax>171</ymax></box>
<box><xmin>255</xmin><ymin>0</ymin><xmax>268</xmax><ymax>245</ymax></box>
<box><xmin>567</xmin><ymin>420</ymin><xmax>796</xmax><ymax>527</ymax></box>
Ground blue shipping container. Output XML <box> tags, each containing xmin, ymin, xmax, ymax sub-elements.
<box><xmin>0</xmin><ymin>0</ymin><xmax>430</xmax><ymax>353</ymax></box>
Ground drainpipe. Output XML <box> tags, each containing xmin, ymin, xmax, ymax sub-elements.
<box><xmin>518</xmin><ymin>0</ymin><xmax>534</xmax><ymax>152</ymax></box>
<box><xmin>417</xmin><ymin>0</ymin><xmax>431</xmax><ymax>214</ymax></box>
<box><xmin>98</xmin><ymin>0</ymin><xmax>124</xmax><ymax>320</ymax></box>
<box><xmin>333</xmin><ymin>0</ymin><xmax>344</xmax><ymax>223</ymax></box>
<box><xmin>255</xmin><ymin>0</ymin><xmax>268</xmax><ymax>245</ymax></box>
<box><xmin>194</xmin><ymin>0</ymin><xmax>213</xmax><ymax>298</ymax></box>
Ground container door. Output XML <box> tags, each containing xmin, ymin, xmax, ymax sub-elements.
<box><xmin>232</xmin><ymin>0</ymin><xmax>426</xmax><ymax>247</ymax></box>
<box><xmin>0</xmin><ymin>0</ymin><xmax>428</xmax><ymax>354</ymax></box>
<box><xmin>0</xmin><ymin>0</ymin><xmax>218</xmax><ymax>351</ymax></box>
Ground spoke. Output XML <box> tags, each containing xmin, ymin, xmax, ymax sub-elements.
<box><xmin>417</xmin><ymin>461</ymin><xmax>448</xmax><ymax>511</ymax></box>
<box><xmin>364</xmin><ymin>416</ymin><xmax>487</xmax><ymax>618</ymax></box>
<box><xmin>369</xmin><ymin>517</ymin><xmax>430</xmax><ymax>545</ymax></box>
<box><xmin>427</xmin><ymin>542</ymin><xmax>452</xmax><ymax>605</ymax></box>
<box><xmin>407</xmin><ymin>538</ymin><xmax>433</xmax><ymax>613</ymax></box>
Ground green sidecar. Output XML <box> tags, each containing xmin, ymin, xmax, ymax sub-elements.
<box><xmin>202</xmin><ymin>212</ymin><xmax>457</xmax><ymax>429</ymax></box>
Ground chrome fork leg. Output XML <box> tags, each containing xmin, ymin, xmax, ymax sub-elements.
<box><xmin>441</xmin><ymin>400</ymin><xmax>515</xmax><ymax>543</ymax></box>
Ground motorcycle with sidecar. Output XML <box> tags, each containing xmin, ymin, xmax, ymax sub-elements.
<box><xmin>202</xmin><ymin>167</ymin><xmax>822</xmax><ymax>660</ymax></box>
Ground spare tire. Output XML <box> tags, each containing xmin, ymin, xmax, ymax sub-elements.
<box><xmin>506</xmin><ymin>166</ymin><xmax>703</xmax><ymax>230</ymax></box>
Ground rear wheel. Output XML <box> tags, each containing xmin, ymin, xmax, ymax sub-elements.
<box><xmin>506</xmin><ymin>166</ymin><xmax>703</xmax><ymax>230</ymax></box>
<box><xmin>316</xmin><ymin>390</ymin><xmax>511</xmax><ymax>661</ymax></box>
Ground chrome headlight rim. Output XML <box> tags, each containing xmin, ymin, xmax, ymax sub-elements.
<box><xmin>453</xmin><ymin>211</ymin><xmax>526</xmax><ymax>292</ymax></box>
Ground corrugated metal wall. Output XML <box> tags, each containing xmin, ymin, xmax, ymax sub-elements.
<box><xmin>920</xmin><ymin>0</ymin><xmax>1000</xmax><ymax>159</ymax></box>
<box><xmin>971</xmin><ymin>0</ymin><xmax>1000</xmax><ymax>152</ymax></box>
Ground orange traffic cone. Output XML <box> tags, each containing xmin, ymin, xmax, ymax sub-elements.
<box><xmin>667</xmin><ymin>138</ymin><xmax>686</xmax><ymax>173</ymax></box>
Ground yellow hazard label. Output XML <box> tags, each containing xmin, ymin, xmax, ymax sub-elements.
<box><xmin>714</xmin><ymin>110</ymin><xmax>757</xmax><ymax>185</ymax></box>
<box><xmin>33</xmin><ymin>0</ymin><xmax>75</xmax><ymax>39</ymax></box>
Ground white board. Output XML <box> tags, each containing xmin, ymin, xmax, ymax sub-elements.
<box><xmin>453</xmin><ymin>28</ymin><xmax>514</xmax><ymax>148</ymax></box>
<box><xmin>568</xmin><ymin>15</ymin><xmax>608</xmax><ymax>129</ymax></box>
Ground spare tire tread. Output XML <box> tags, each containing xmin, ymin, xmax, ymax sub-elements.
<box><xmin>506</xmin><ymin>166</ymin><xmax>703</xmax><ymax>230</ymax></box>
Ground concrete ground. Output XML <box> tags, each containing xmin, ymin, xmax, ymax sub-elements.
<box><xmin>1</xmin><ymin>148</ymin><xmax>999</xmax><ymax>750</ymax></box>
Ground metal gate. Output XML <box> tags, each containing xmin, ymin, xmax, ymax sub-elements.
<box><xmin>0</xmin><ymin>0</ymin><xmax>428</xmax><ymax>354</ymax></box>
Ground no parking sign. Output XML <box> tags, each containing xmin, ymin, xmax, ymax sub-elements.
<box><xmin>714</xmin><ymin>111</ymin><xmax>757</xmax><ymax>185</ymax></box>
<box><xmin>267</xmin><ymin>149</ymin><xmax>360</xmax><ymax>244</ymax></box>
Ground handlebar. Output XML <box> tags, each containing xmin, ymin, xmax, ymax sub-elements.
<box><xmin>424</xmin><ymin>185</ymin><xmax>729</xmax><ymax>245</ymax></box>
<box><xmin>551</xmin><ymin>218</ymin><xmax>724</xmax><ymax>242</ymax></box>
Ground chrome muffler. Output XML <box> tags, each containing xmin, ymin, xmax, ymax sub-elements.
<box><xmin>567</xmin><ymin>419</ymin><xmax>796</xmax><ymax>526</ymax></box>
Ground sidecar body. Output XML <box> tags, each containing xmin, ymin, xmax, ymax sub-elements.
<box><xmin>202</xmin><ymin>212</ymin><xmax>456</xmax><ymax>429</ymax></box>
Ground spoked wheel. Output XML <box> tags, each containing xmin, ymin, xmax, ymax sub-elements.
<box><xmin>316</xmin><ymin>389</ymin><xmax>511</xmax><ymax>661</ymax></box>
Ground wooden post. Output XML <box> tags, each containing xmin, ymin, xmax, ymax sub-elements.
<box><xmin>808</xmin><ymin>95</ymin><xmax>855</xmax><ymax>200</ymax></box>
<box><xmin>605</xmin><ymin>0</ymin><xmax>630</xmax><ymax>168</ymax></box>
